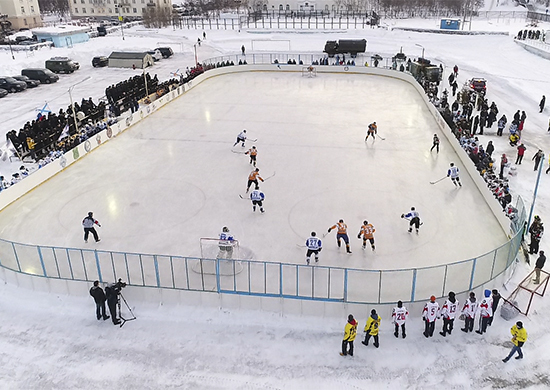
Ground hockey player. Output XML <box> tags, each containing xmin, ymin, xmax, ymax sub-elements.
<box><xmin>328</xmin><ymin>219</ymin><xmax>352</xmax><ymax>253</ymax></box>
<box><xmin>341</xmin><ymin>314</ymin><xmax>358</xmax><ymax>356</ymax></box>
<box><xmin>461</xmin><ymin>291</ymin><xmax>478</xmax><ymax>333</ymax></box>
<box><xmin>246</xmin><ymin>168</ymin><xmax>264</xmax><ymax>193</ymax></box>
<box><xmin>82</xmin><ymin>212</ymin><xmax>101</xmax><ymax>243</ymax></box>
<box><xmin>245</xmin><ymin>146</ymin><xmax>258</xmax><ymax>166</ymax></box>
<box><xmin>362</xmin><ymin>309</ymin><xmax>381</xmax><ymax>348</ymax></box>
<box><xmin>392</xmin><ymin>301</ymin><xmax>408</xmax><ymax>338</ymax></box>
<box><xmin>357</xmin><ymin>220</ymin><xmax>376</xmax><ymax>251</ymax></box>
<box><xmin>439</xmin><ymin>291</ymin><xmax>459</xmax><ymax>337</ymax></box>
<box><xmin>447</xmin><ymin>163</ymin><xmax>462</xmax><ymax>187</ymax></box>
<box><xmin>476</xmin><ymin>289</ymin><xmax>493</xmax><ymax>334</ymax></box>
<box><xmin>365</xmin><ymin>122</ymin><xmax>377</xmax><ymax>141</ymax></box>
<box><xmin>430</xmin><ymin>134</ymin><xmax>440</xmax><ymax>153</ymax></box>
<box><xmin>233</xmin><ymin>129</ymin><xmax>247</xmax><ymax>147</ymax></box>
<box><xmin>305</xmin><ymin>232</ymin><xmax>322</xmax><ymax>265</ymax></box>
<box><xmin>401</xmin><ymin>207</ymin><xmax>421</xmax><ymax>234</ymax></box>
<box><xmin>218</xmin><ymin>226</ymin><xmax>236</xmax><ymax>259</ymax></box>
<box><xmin>249</xmin><ymin>185</ymin><xmax>265</xmax><ymax>213</ymax></box>
<box><xmin>422</xmin><ymin>295</ymin><xmax>439</xmax><ymax>338</ymax></box>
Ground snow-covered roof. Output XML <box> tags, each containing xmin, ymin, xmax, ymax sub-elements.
<box><xmin>31</xmin><ymin>25</ymin><xmax>91</xmax><ymax>36</ymax></box>
<box><xmin>109</xmin><ymin>51</ymin><xmax>150</xmax><ymax>59</ymax></box>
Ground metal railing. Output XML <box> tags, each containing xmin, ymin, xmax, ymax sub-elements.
<box><xmin>0</xmin><ymin>196</ymin><xmax>525</xmax><ymax>304</ymax></box>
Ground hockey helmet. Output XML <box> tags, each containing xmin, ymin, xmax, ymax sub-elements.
<box><xmin>363</xmin><ymin>220</ymin><xmax>368</xmax><ymax>225</ymax></box>
<box><xmin>88</xmin><ymin>212</ymin><xmax>93</xmax><ymax>217</ymax></box>
<box><xmin>222</xmin><ymin>226</ymin><xmax>229</xmax><ymax>233</ymax></box>
<box><xmin>450</xmin><ymin>162</ymin><xmax>454</xmax><ymax>167</ymax></box>
<box><xmin>311</xmin><ymin>232</ymin><xmax>316</xmax><ymax>237</ymax></box>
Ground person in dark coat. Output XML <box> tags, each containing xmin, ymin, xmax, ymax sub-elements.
<box><xmin>516</xmin><ymin>144</ymin><xmax>527</xmax><ymax>165</ymax></box>
<box><xmin>528</xmin><ymin>216</ymin><xmax>544</xmax><ymax>254</ymax></box>
<box><xmin>486</xmin><ymin>140</ymin><xmax>494</xmax><ymax>157</ymax></box>
<box><xmin>488</xmin><ymin>289</ymin><xmax>501</xmax><ymax>326</ymax></box>
<box><xmin>105</xmin><ymin>283</ymin><xmax>121</xmax><ymax>325</ymax></box>
<box><xmin>532</xmin><ymin>149</ymin><xmax>544</xmax><ymax>171</ymax></box>
<box><xmin>540</xmin><ymin>95</ymin><xmax>546</xmax><ymax>113</ymax></box>
<box><xmin>533</xmin><ymin>251</ymin><xmax>546</xmax><ymax>284</ymax></box>
<box><xmin>89</xmin><ymin>280</ymin><xmax>110</xmax><ymax>321</ymax></box>
<box><xmin>472</xmin><ymin>115</ymin><xmax>479</xmax><ymax>135</ymax></box>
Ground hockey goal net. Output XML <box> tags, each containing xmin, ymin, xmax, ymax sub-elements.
<box><xmin>301</xmin><ymin>66</ymin><xmax>317</xmax><ymax>77</ymax></box>
<box><xmin>194</xmin><ymin>238</ymin><xmax>243</xmax><ymax>276</ymax></box>
<box><xmin>503</xmin><ymin>268</ymin><xmax>550</xmax><ymax>316</ymax></box>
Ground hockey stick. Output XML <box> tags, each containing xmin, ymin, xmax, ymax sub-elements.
<box><xmin>430</xmin><ymin>176</ymin><xmax>447</xmax><ymax>185</ymax></box>
<box><xmin>296</xmin><ymin>243</ymin><xmax>307</xmax><ymax>248</ymax></box>
<box><xmin>248</xmin><ymin>138</ymin><xmax>258</xmax><ymax>142</ymax></box>
<box><xmin>402</xmin><ymin>217</ymin><xmax>424</xmax><ymax>226</ymax></box>
<box><xmin>238</xmin><ymin>194</ymin><xmax>250</xmax><ymax>200</ymax></box>
<box><xmin>263</xmin><ymin>171</ymin><xmax>276</xmax><ymax>181</ymax></box>
<box><xmin>231</xmin><ymin>150</ymin><xmax>247</xmax><ymax>154</ymax></box>
<box><xmin>376</xmin><ymin>134</ymin><xmax>385</xmax><ymax>140</ymax></box>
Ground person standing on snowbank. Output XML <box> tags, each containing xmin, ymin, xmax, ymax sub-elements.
<box><xmin>341</xmin><ymin>314</ymin><xmax>358</xmax><ymax>356</ymax></box>
<box><xmin>89</xmin><ymin>280</ymin><xmax>109</xmax><ymax>321</ymax></box>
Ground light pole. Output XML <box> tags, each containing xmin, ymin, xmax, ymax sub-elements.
<box><xmin>193</xmin><ymin>43</ymin><xmax>198</xmax><ymax>66</ymax></box>
<box><xmin>526</xmin><ymin>152</ymin><xmax>545</xmax><ymax>238</ymax></box>
<box><xmin>68</xmin><ymin>76</ymin><xmax>92</xmax><ymax>134</ymax></box>
<box><xmin>415</xmin><ymin>43</ymin><xmax>425</xmax><ymax>60</ymax></box>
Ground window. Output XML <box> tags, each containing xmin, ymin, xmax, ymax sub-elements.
<box><xmin>21</xmin><ymin>6</ymin><xmax>25</xmax><ymax>13</ymax></box>
<box><xmin>164</xmin><ymin>0</ymin><xmax>167</xmax><ymax>3</ymax></box>
<box><xmin>30</xmin><ymin>5</ymin><xmax>34</xmax><ymax>12</ymax></box>
<box><xmin>82</xmin><ymin>7</ymin><xmax>86</xmax><ymax>12</ymax></box>
<box><xmin>141</xmin><ymin>0</ymin><xmax>144</xmax><ymax>3</ymax></box>
<box><xmin>91</xmin><ymin>8</ymin><xmax>94</xmax><ymax>12</ymax></box>
<box><xmin>325</xmin><ymin>5</ymin><xmax>328</xmax><ymax>11</ymax></box>
<box><xmin>75</xmin><ymin>7</ymin><xmax>79</xmax><ymax>12</ymax></box>
<box><xmin>133</xmin><ymin>7</ymin><xmax>137</xmax><ymax>12</ymax></box>
<box><xmin>279</xmin><ymin>4</ymin><xmax>282</xmax><ymax>10</ymax></box>
<box><xmin>286</xmin><ymin>4</ymin><xmax>290</xmax><ymax>10</ymax></box>
<box><xmin>132</xmin><ymin>0</ymin><xmax>135</xmax><ymax>3</ymax></box>
<box><xmin>262</xmin><ymin>4</ymin><xmax>266</xmax><ymax>10</ymax></box>
<box><xmin>81</xmin><ymin>0</ymin><xmax>85</xmax><ymax>3</ymax></box>
<box><xmin>33</xmin><ymin>17</ymin><xmax>36</xmax><ymax>23</ymax></box>
<box><xmin>107</xmin><ymin>0</ymin><xmax>110</xmax><ymax>3</ymax></box>
<box><xmin>141</xmin><ymin>7</ymin><xmax>145</xmax><ymax>12</ymax></box>
<box><xmin>73</xmin><ymin>0</ymin><xmax>76</xmax><ymax>3</ymax></box>
<box><xmin>108</xmin><ymin>8</ymin><xmax>112</xmax><ymax>12</ymax></box>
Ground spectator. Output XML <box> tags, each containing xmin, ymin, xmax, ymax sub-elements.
<box><xmin>476</xmin><ymin>289</ymin><xmax>493</xmax><ymax>334</ymax></box>
<box><xmin>502</xmin><ymin>322</ymin><xmax>527</xmax><ymax>362</ymax></box>
<box><xmin>488</xmin><ymin>289</ymin><xmax>501</xmax><ymax>326</ymax></box>
<box><xmin>533</xmin><ymin>250</ymin><xmax>546</xmax><ymax>284</ymax></box>
<box><xmin>341</xmin><ymin>314</ymin><xmax>358</xmax><ymax>356</ymax></box>
<box><xmin>362</xmin><ymin>309</ymin><xmax>381</xmax><ymax>348</ymax></box>
<box><xmin>461</xmin><ymin>292</ymin><xmax>478</xmax><ymax>333</ymax></box>
<box><xmin>516</xmin><ymin>144</ymin><xmax>526</xmax><ymax>165</ymax></box>
<box><xmin>89</xmin><ymin>280</ymin><xmax>110</xmax><ymax>321</ymax></box>
<box><xmin>540</xmin><ymin>95</ymin><xmax>546</xmax><ymax>113</ymax></box>
<box><xmin>533</xmin><ymin>149</ymin><xmax>544</xmax><ymax>171</ymax></box>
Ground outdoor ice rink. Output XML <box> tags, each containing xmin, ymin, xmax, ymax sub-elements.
<box><xmin>0</xmin><ymin>71</ymin><xmax>507</xmax><ymax>276</ymax></box>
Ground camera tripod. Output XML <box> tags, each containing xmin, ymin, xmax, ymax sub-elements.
<box><xmin>117</xmin><ymin>292</ymin><xmax>136</xmax><ymax>328</ymax></box>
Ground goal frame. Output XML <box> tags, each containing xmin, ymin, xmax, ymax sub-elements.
<box><xmin>301</xmin><ymin>66</ymin><xmax>317</xmax><ymax>77</ymax></box>
<box><xmin>200</xmin><ymin>237</ymin><xmax>240</xmax><ymax>260</ymax></box>
<box><xmin>196</xmin><ymin>238</ymin><xmax>243</xmax><ymax>276</ymax></box>
<box><xmin>504</xmin><ymin>268</ymin><xmax>550</xmax><ymax>315</ymax></box>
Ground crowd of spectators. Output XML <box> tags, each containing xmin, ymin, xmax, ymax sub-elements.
<box><xmin>516</xmin><ymin>29</ymin><xmax>546</xmax><ymax>41</ymax></box>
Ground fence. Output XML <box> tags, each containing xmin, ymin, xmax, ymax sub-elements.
<box><xmin>0</xmin><ymin>194</ymin><xmax>526</xmax><ymax>304</ymax></box>
<box><xmin>174</xmin><ymin>11</ymin><xmax>527</xmax><ymax>30</ymax></box>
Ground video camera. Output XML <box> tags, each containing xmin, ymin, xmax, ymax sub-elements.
<box><xmin>113</xmin><ymin>278</ymin><xmax>127</xmax><ymax>293</ymax></box>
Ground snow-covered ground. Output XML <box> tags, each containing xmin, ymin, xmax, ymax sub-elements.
<box><xmin>1</xmin><ymin>10</ymin><xmax>550</xmax><ymax>389</ymax></box>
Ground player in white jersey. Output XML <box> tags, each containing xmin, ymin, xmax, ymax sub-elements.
<box><xmin>218</xmin><ymin>226</ymin><xmax>236</xmax><ymax>259</ymax></box>
<box><xmin>461</xmin><ymin>291</ymin><xmax>478</xmax><ymax>333</ymax></box>
<box><xmin>392</xmin><ymin>300</ymin><xmax>408</xmax><ymax>339</ymax></box>
<box><xmin>439</xmin><ymin>291</ymin><xmax>459</xmax><ymax>337</ymax></box>
<box><xmin>422</xmin><ymin>295</ymin><xmax>440</xmax><ymax>338</ymax></box>
<box><xmin>249</xmin><ymin>186</ymin><xmax>265</xmax><ymax>213</ymax></box>
<box><xmin>447</xmin><ymin>162</ymin><xmax>462</xmax><ymax>187</ymax></box>
<box><xmin>305</xmin><ymin>232</ymin><xmax>322</xmax><ymax>265</ymax></box>
<box><xmin>233</xmin><ymin>129</ymin><xmax>247</xmax><ymax>147</ymax></box>
<box><xmin>401</xmin><ymin>207</ymin><xmax>421</xmax><ymax>233</ymax></box>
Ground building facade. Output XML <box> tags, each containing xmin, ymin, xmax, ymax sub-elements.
<box><xmin>68</xmin><ymin>0</ymin><xmax>172</xmax><ymax>19</ymax></box>
<box><xmin>0</xmin><ymin>0</ymin><xmax>43</xmax><ymax>30</ymax></box>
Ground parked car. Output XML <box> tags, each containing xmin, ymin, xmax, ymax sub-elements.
<box><xmin>155</xmin><ymin>47</ymin><xmax>174</xmax><ymax>58</ymax></box>
<box><xmin>468</xmin><ymin>78</ymin><xmax>487</xmax><ymax>94</ymax></box>
<box><xmin>21</xmin><ymin>68</ymin><xmax>59</xmax><ymax>84</ymax></box>
<box><xmin>12</xmin><ymin>75</ymin><xmax>40</xmax><ymax>88</ymax></box>
<box><xmin>147</xmin><ymin>50</ymin><xmax>162</xmax><ymax>62</ymax></box>
<box><xmin>0</xmin><ymin>76</ymin><xmax>27</xmax><ymax>93</ymax></box>
<box><xmin>92</xmin><ymin>56</ymin><xmax>109</xmax><ymax>67</ymax></box>
<box><xmin>0</xmin><ymin>88</ymin><xmax>8</xmax><ymax>98</ymax></box>
<box><xmin>97</xmin><ymin>25</ymin><xmax>107</xmax><ymax>37</ymax></box>
<box><xmin>45</xmin><ymin>57</ymin><xmax>80</xmax><ymax>73</ymax></box>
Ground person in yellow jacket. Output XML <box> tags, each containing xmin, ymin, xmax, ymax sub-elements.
<box><xmin>340</xmin><ymin>314</ymin><xmax>358</xmax><ymax>356</ymax></box>
<box><xmin>502</xmin><ymin>321</ymin><xmax>527</xmax><ymax>362</ymax></box>
<box><xmin>362</xmin><ymin>309</ymin><xmax>381</xmax><ymax>348</ymax></box>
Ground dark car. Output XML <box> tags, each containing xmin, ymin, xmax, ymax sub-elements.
<box><xmin>45</xmin><ymin>57</ymin><xmax>80</xmax><ymax>73</ymax></box>
<box><xmin>21</xmin><ymin>68</ymin><xmax>59</xmax><ymax>84</ymax></box>
<box><xmin>12</xmin><ymin>75</ymin><xmax>40</xmax><ymax>88</ymax></box>
<box><xmin>0</xmin><ymin>76</ymin><xmax>27</xmax><ymax>92</ymax></box>
<box><xmin>92</xmin><ymin>56</ymin><xmax>109</xmax><ymax>67</ymax></box>
<box><xmin>0</xmin><ymin>88</ymin><xmax>7</xmax><ymax>98</ymax></box>
<box><xmin>155</xmin><ymin>47</ymin><xmax>174</xmax><ymax>58</ymax></box>
<box><xmin>469</xmin><ymin>78</ymin><xmax>487</xmax><ymax>94</ymax></box>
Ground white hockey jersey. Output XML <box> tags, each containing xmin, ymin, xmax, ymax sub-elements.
<box><xmin>250</xmin><ymin>190</ymin><xmax>265</xmax><ymax>201</ymax></box>
<box><xmin>478</xmin><ymin>297</ymin><xmax>493</xmax><ymax>318</ymax></box>
<box><xmin>392</xmin><ymin>306</ymin><xmax>408</xmax><ymax>325</ymax></box>
<box><xmin>404</xmin><ymin>210</ymin><xmax>419</xmax><ymax>219</ymax></box>
<box><xmin>448</xmin><ymin>166</ymin><xmax>460</xmax><ymax>178</ymax></box>
<box><xmin>306</xmin><ymin>237</ymin><xmax>322</xmax><ymax>250</ymax></box>
<box><xmin>237</xmin><ymin>131</ymin><xmax>247</xmax><ymax>140</ymax></box>
<box><xmin>462</xmin><ymin>298</ymin><xmax>479</xmax><ymax>319</ymax></box>
<box><xmin>440</xmin><ymin>299</ymin><xmax>459</xmax><ymax>320</ymax></box>
<box><xmin>422</xmin><ymin>301</ymin><xmax>440</xmax><ymax>322</ymax></box>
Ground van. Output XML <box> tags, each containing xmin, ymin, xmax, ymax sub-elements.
<box><xmin>21</xmin><ymin>68</ymin><xmax>59</xmax><ymax>84</ymax></box>
<box><xmin>45</xmin><ymin>57</ymin><xmax>80</xmax><ymax>74</ymax></box>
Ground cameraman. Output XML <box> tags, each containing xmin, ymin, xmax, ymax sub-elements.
<box><xmin>105</xmin><ymin>282</ymin><xmax>122</xmax><ymax>325</ymax></box>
